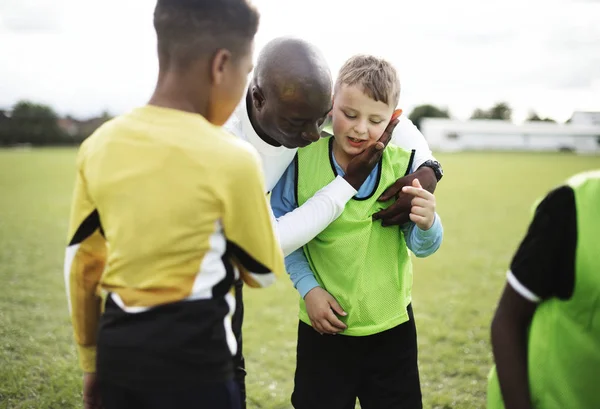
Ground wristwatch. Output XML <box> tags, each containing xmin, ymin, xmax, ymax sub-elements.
<box><xmin>418</xmin><ymin>160</ymin><xmax>444</xmax><ymax>182</ymax></box>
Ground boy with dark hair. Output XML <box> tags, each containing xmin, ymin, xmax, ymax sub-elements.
<box><xmin>64</xmin><ymin>1</ymin><xmax>284</xmax><ymax>408</ymax></box>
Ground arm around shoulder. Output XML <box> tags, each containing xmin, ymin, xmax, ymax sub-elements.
<box><xmin>271</xmin><ymin>160</ymin><xmax>356</xmax><ymax>256</ymax></box>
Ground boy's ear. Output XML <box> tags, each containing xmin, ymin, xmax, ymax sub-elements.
<box><xmin>211</xmin><ymin>48</ymin><xmax>232</xmax><ymax>86</ymax></box>
<box><xmin>391</xmin><ymin>109</ymin><xmax>403</xmax><ymax>121</ymax></box>
<box><xmin>251</xmin><ymin>85</ymin><xmax>266</xmax><ymax>111</ymax></box>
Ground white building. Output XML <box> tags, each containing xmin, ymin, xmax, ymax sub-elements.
<box><xmin>570</xmin><ymin>111</ymin><xmax>600</xmax><ymax>126</ymax></box>
<box><xmin>421</xmin><ymin>117</ymin><xmax>600</xmax><ymax>154</ymax></box>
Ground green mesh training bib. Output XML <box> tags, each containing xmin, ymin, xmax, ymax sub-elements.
<box><xmin>487</xmin><ymin>170</ymin><xmax>600</xmax><ymax>409</ymax></box>
<box><xmin>296</xmin><ymin>137</ymin><xmax>415</xmax><ymax>336</ymax></box>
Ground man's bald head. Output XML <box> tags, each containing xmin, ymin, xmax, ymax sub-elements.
<box><xmin>254</xmin><ymin>37</ymin><xmax>332</xmax><ymax>103</ymax></box>
<box><xmin>249</xmin><ymin>37</ymin><xmax>333</xmax><ymax>149</ymax></box>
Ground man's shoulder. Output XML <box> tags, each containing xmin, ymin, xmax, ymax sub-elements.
<box><xmin>393</xmin><ymin>115</ymin><xmax>421</xmax><ymax>137</ymax></box>
<box><xmin>213</xmin><ymin>128</ymin><xmax>262</xmax><ymax>170</ymax></box>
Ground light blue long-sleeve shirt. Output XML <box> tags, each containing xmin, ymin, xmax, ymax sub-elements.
<box><xmin>270</xmin><ymin>150</ymin><xmax>443</xmax><ymax>299</ymax></box>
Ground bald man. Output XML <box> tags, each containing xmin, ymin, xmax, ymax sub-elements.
<box><xmin>224</xmin><ymin>37</ymin><xmax>443</xmax><ymax>407</ymax></box>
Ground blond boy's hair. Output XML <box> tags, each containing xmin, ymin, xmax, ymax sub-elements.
<box><xmin>335</xmin><ymin>55</ymin><xmax>400</xmax><ymax>107</ymax></box>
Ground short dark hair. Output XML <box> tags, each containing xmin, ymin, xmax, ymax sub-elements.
<box><xmin>154</xmin><ymin>0</ymin><xmax>260</xmax><ymax>66</ymax></box>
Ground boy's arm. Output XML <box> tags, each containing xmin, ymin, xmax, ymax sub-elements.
<box><xmin>399</xmin><ymin>178</ymin><xmax>443</xmax><ymax>257</ymax></box>
<box><xmin>491</xmin><ymin>186</ymin><xmax>576</xmax><ymax>409</ymax></box>
<box><xmin>491</xmin><ymin>285</ymin><xmax>536</xmax><ymax>409</ymax></box>
<box><xmin>403</xmin><ymin>214</ymin><xmax>443</xmax><ymax>257</ymax></box>
<box><xmin>64</xmin><ymin>148</ymin><xmax>107</xmax><ymax>374</ymax></box>
<box><xmin>223</xmin><ymin>148</ymin><xmax>285</xmax><ymax>287</ymax></box>
<box><xmin>285</xmin><ymin>248</ymin><xmax>320</xmax><ymax>298</ymax></box>
<box><xmin>286</xmin><ymin>249</ymin><xmax>347</xmax><ymax>335</ymax></box>
<box><xmin>374</xmin><ymin>115</ymin><xmax>442</xmax><ymax>226</ymax></box>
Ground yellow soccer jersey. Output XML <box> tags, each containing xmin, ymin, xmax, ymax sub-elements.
<box><xmin>64</xmin><ymin>105</ymin><xmax>284</xmax><ymax>374</ymax></box>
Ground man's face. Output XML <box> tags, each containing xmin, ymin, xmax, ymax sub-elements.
<box><xmin>254</xmin><ymin>83</ymin><xmax>332</xmax><ymax>149</ymax></box>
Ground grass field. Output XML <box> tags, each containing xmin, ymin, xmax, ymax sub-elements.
<box><xmin>1</xmin><ymin>148</ymin><xmax>599</xmax><ymax>409</ymax></box>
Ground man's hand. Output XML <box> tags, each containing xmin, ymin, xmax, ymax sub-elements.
<box><xmin>373</xmin><ymin>166</ymin><xmax>437</xmax><ymax>227</ymax></box>
<box><xmin>343</xmin><ymin>118</ymin><xmax>398</xmax><ymax>190</ymax></box>
<box><xmin>83</xmin><ymin>372</ymin><xmax>103</xmax><ymax>409</ymax></box>
<box><xmin>304</xmin><ymin>287</ymin><xmax>347</xmax><ymax>335</ymax></box>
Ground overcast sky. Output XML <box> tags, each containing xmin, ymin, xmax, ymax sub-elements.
<box><xmin>1</xmin><ymin>0</ymin><xmax>599</xmax><ymax>122</ymax></box>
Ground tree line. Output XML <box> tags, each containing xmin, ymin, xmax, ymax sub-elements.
<box><xmin>408</xmin><ymin>102</ymin><xmax>558</xmax><ymax>131</ymax></box>
<box><xmin>0</xmin><ymin>100</ymin><xmax>561</xmax><ymax>147</ymax></box>
<box><xmin>0</xmin><ymin>101</ymin><xmax>111</xmax><ymax>146</ymax></box>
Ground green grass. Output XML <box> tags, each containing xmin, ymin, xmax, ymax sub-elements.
<box><xmin>1</xmin><ymin>148</ymin><xmax>599</xmax><ymax>409</ymax></box>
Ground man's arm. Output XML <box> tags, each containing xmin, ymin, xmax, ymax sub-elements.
<box><xmin>271</xmin><ymin>162</ymin><xmax>348</xmax><ymax>335</ymax></box>
<box><xmin>490</xmin><ymin>186</ymin><xmax>576</xmax><ymax>409</ymax></box>
<box><xmin>270</xmin><ymin>160</ymin><xmax>320</xmax><ymax>294</ymax></box>
<box><xmin>273</xmin><ymin>119</ymin><xmax>397</xmax><ymax>256</ymax></box>
<box><xmin>223</xmin><ymin>147</ymin><xmax>285</xmax><ymax>287</ymax></box>
<box><xmin>374</xmin><ymin>115</ymin><xmax>442</xmax><ymax>226</ymax></box>
<box><xmin>391</xmin><ymin>115</ymin><xmax>436</xmax><ymax>171</ymax></box>
<box><xmin>274</xmin><ymin>174</ymin><xmax>355</xmax><ymax>256</ymax></box>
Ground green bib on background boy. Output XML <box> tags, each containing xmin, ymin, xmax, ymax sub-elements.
<box><xmin>487</xmin><ymin>171</ymin><xmax>600</xmax><ymax>409</ymax></box>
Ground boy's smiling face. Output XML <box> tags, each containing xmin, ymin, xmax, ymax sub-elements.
<box><xmin>331</xmin><ymin>84</ymin><xmax>395</xmax><ymax>159</ymax></box>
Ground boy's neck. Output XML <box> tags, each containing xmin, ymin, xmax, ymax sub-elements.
<box><xmin>331</xmin><ymin>139</ymin><xmax>354</xmax><ymax>174</ymax></box>
<box><xmin>148</xmin><ymin>70</ymin><xmax>210</xmax><ymax>118</ymax></box>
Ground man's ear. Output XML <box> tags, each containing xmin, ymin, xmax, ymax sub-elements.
<box><xmin>211</xmin><ymin>49</ymin><xmax>232</xmax><ymax>86</ymax></box>
<box><xmin>251</xmin><ymin>85</ymin><xmax>266</xmax><ymax>111</ymax></box>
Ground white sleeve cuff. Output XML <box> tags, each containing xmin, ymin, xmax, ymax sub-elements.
<box><xmin>276</xmin><ymin>175</ymin><xmax>356</xmax><ymax>256</ymax></box>
<box><xmin>325</xmin><ymin>175</ymin><xmax>357</xmax><ymax>205</ymax></box>
<box><xmin>507</xmin><ymin>270</ymin><xmax>541</xmax><ymax>303</ymax></box>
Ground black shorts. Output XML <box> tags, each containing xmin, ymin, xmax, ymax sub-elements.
<box><xmin>100</xmin><ymin>378</ymin><xmax>240</xmax><ymax>409</ymax></box>
<box><xmin>291</xmin><ymin>304</ymin><xmax>422</xmax><ymax>409</ymax></box>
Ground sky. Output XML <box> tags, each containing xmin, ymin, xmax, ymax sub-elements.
<box><xmin>1</xmin><ymin>0</ymin><xmax>599</xmax><ymax>123</ymax></box>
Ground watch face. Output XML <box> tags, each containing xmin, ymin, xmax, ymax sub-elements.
<box><xmin>419</xmin><ymin>160</ymin><xmax>443</xmax><ymax>180</ymax></box>
<box><xmin>428</xmin><ymin>160</ymin><xmax>443</xmax><ymax>180</ymax></box>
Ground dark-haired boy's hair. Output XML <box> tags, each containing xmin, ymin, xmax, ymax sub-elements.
<box><xmin>154</xmin><ymin>0</ymin><xmax>259</xmax><ymax>66</ymax></box>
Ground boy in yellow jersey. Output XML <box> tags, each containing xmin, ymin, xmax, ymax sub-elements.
<box><xmin>63</xmin><ymin>1</ymin><xmax>284</xmax><ymax>408</ymax></box>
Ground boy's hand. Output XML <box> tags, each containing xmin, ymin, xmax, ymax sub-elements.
<box><xmin>401</xmin><ymin>178</ymin><xmax>436</xmax><ymax>230</ymax></box>
<box><xmin>343</xmin><ymin>118</ymin><xmax>398</xmax><ymax>190</ymax></box>
<box><xmin>304</xmin><ymin>287</ymin><xmax>347</xmax><ymax>335</ymax></box>
<box><xmin>373</xmin><ymin>166</ymin><xmax>437</xmax><ymax>226</ymax></box>
<box><xmin>83</xmin><ymin>372</ymin><xmax>103</xmax><ymax>409</ymax></box>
